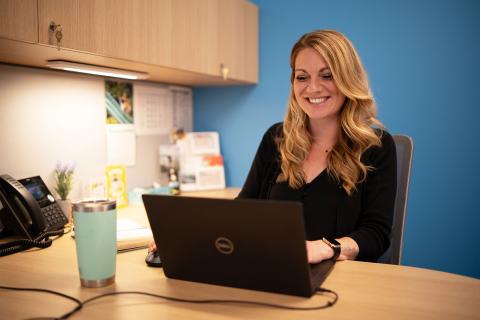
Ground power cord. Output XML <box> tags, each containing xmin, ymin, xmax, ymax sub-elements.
<box><xmin>0</xmin><ymin>285</ymin><xmax>338</xmax><ymax>319</ymax></box>
<box><xmin>0</xmin><ymin>285</ymin><xmax>82</xmax><ymax>320</ymax></box>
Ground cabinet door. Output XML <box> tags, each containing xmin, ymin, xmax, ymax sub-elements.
<box><xmin>241</xmin><ymin>0</ymin><xmax>258</xmax><ymax>83</ymax></box>
<box><xmin>37</xmin><ymin>0</ymin><xmax>173</xmax><ymax>67</ymax></box>
<box><xmin>170</xmin><ymin>0</ymin><xmax>258</xmax><ymax>83</ymax></box>
<box><xmin>217</xmin><ymin>0</ymin><xmax>258</xmax><ymax>83</ymax></box>
<box><xmin>170</xmin><ymin>0</ymin><xmax>218</xmax><ymax>76</ymax></box>
<box><xmin>0</xmin><ymin>0</ymin><xmax>37</xmax><ymax>43</ymax></box>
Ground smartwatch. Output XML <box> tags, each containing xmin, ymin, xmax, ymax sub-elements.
<box><xmin>322</xmin><ymin>237</ymin><xmax>341</xmax><ymax>260</ymax></box>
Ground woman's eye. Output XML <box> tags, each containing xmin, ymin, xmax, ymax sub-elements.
<box><xmin>321</xmin><ymin>73</ymin><xmax>333</xmax><ymax>80</ymax></box>
<box><xmin>295</xmin><ymin>75</ymin><xmax>308</xmax><ymax>81</ymax></box>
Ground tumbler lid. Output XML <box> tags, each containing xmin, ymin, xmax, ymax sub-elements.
<box><xmin>73</xmin><ymin>199</ymin><xmax>116</xmax><ymax>212</ymax></box>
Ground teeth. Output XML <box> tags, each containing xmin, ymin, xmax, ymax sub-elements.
<box><xmin>308</xmin><ymin>97</ymin><xmax>327</xmax><ymax>104</ymax></box>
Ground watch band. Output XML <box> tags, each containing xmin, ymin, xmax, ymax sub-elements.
<box><xmin>322</xmin><ymin>237</ymin><xmax>341</xmax><ymax>260</ymax></box>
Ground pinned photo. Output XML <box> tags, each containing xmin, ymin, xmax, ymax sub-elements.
<box><xmin>105</xmin><ymin>80</ymin><xmax>134</xmax><ymax>124</ymax></box>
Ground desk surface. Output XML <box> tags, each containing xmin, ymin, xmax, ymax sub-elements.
<box><xmin>1</xmin><ymin>189</ymin><xmax>479</xmax><ymax>320</ymax></box>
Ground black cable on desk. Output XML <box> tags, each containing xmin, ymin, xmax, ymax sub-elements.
<box><xmin>80</xmin><ymin>288</ymin><xmax>338</xmax><ymax>311</ymax></box>
<box><xmin>0</xmin><ymin>285</ymin><xmax>82</xmax><ymax>320</ymax></box>
<box><xmin>0</xmin><ymin>285</ymin><xmax>338</xmax><ymax>319</ymax></box>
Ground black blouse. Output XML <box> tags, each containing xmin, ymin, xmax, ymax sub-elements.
<box><xmin>238</xmin><ymin>123</ymin><xmax>397</xmax><ymax>262</ymax></box>
<box><xmin>270</xmin><ymin>170</ymin><xmax>339</xmax><ymax>241</ymax></box>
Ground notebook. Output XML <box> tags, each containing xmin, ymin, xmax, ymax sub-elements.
<box><xmin>116</xmin><ymin>218</ymin><xmax>152</xmax><ymax>252</ymax></box>
<box><xmin>142</xmin><ymin>194</ymin><xmax>335</xmax><ymax>297</ymax></box>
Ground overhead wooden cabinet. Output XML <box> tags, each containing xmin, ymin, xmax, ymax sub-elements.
<box><xmin>0</xmin><ymin>0</ymin><xmax>258</xmax><ymax>86</ymax></box>
<box><xmin>0</xmin><ymin>0</ymin><xmax>37</xmax><ymax>43</ymax></box>
<box><xmin>37</xmin><ymin>0</ymin><xmax>173</xmax><ymax>68</ymax></box>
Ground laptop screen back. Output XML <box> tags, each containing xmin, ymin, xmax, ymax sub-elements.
<box><xmin>143</xmin><ymin>195</ymin><xmax>320</xmax><ymax>297</ymax></box>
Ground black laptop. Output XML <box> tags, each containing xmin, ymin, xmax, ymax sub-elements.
<box><xmin>142</xmin><ymin>194</ymin><xmax>335</xmax><ymax>297</ymax></box>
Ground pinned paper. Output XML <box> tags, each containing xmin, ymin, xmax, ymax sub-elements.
<box><xmin>106</xmin><ymin>125</ymin><xmax>136</xmax><ymax>167</ymax></box>
<box><xmin>177</xmin><ymin>132</ymin><xmax>225</xmax><ymax>191</ymax></box>
<box><xmin>134</xmin><ymin>84</ymin><xmax>173</xmax><ymax>135</ymax></box>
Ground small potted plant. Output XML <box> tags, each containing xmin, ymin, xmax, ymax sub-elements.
<box><xmin>54</xmin><ymin>161</ymin><xmax>75</xmax><ymax>222</ymax></box>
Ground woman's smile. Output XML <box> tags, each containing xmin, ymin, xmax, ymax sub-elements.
<box><xmin>306</xmin><ymin>96</ymin><xmax>330</xmax><ymax>104</ymax></box>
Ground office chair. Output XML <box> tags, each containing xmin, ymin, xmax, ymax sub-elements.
<box><xmin>377</xmin><ymin>135</ymin><xmax>414</xmax><ymax>265</ymax></box>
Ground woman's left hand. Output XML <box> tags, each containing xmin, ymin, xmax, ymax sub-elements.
<box><xmin>305</xmin><ymin>240</ymin><xmax>334</xmax><ymax>264</ymax></box>
<box><xmin>306</xmin><ymin>237</ymin><xmax>360</xmax><ymax>263</ymax></box>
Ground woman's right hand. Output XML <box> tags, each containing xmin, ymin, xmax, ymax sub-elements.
<box><xmin>148</xmin><ymin>239</ymin><xmax>157</xmax><ymax>253</ymax></box>
<box><xmin>305</xmin><ymin>240</ymin><xmax>334</xmax><ymax>263</ymax></box>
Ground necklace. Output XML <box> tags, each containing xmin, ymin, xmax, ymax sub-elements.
<box><xmin>312</xmin><ymin>141</ymin><xmax>333</xmax><ymax>153</ymax></box>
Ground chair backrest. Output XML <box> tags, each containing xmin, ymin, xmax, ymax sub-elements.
<box><xmin>377</xmin><ymin>134</ymin><xmax>414</xmax><ymax>264</ymax></box>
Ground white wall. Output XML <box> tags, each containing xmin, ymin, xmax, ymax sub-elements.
<box><xmin>0</xmin><ymin>63</ymin><xmax>171</xmax><ymax>200</ymax></box>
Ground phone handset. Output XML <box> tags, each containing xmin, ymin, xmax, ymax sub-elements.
<box><xmin>0</xmin><ymin>174</ymin><xmax>47</xmax><ymax>238</ymax></box>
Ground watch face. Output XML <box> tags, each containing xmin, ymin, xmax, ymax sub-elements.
<box><xmin>331</xmin><ymin>239</ymin><xmax>341</xmax><ymax>247</ymax></box>
<box><xmin>322</xmin><ymin>237</ymin><xmax>341</xmax><ymax>260</ymax></box>
<box><xmin>323</xmin><ymin>237</ymin><xmax>340</xmax><ymax>249</ymax></box>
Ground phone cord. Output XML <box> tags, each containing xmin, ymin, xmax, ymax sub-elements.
<box><xmin>0</xmin><ymin>229</ymin><xmax>64</xmax><ymax>257</ymax></box>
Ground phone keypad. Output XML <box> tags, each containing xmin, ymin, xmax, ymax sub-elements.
<box><xmin>42</xmin><ymin>203</ymin><xmax>68</xmax><ymax>231</ymax></box>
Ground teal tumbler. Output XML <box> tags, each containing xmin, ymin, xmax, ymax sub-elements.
<box><xmin>73</xmin><ymin>200</ymin><xmax>116</xmax><ymax>287</ymax></box>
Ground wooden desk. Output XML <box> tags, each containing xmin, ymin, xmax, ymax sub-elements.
<box><xmin>181</xmin><ymin>188</ymin><xmax>241</xmax><ymax>199</ymax></box>
<box><xmin>1</xmin><ymin>236</ymin><xmax>478</xmax><ymax>320</ymax></box>
<box><xmin>1</xmin><ymin>188</ymin><xmax>479</xmax><ymax>319</ymax></box>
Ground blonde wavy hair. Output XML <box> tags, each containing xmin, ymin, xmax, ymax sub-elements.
<box><xmin>278</xmin><ymin>29</ymin><xmax>383</xmax><ymax>195</ymax></box>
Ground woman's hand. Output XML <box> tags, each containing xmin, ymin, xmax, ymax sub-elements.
<box><xmin>305</xmin><ymin>240</ymin><xmax>334</xmax><ymax>263</ymax></box>
<box><xmin>306</xmin><ymin>237</ymin><xmax>360</xmax><ymax>263</ymax></box>
<box><xmin>148</xmin><ymin>239</ymin><xmax>157</xmax><ymax>253</ymax></box>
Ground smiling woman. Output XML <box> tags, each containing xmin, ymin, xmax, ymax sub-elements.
<box><xmin>237</xmin><ymin>30</ymin><xmax>397</xmax><ymax>266</ymax></box>
<box><xmin>284</xmin><ymin>30</ymin><xmax>382</xmax><ymax>193</ymax></box>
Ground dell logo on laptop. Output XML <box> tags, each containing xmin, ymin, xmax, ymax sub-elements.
<box><xmin>215</xmin><ymin>237</ymin><xmax>234</xmax><ymax>254</ymax></box>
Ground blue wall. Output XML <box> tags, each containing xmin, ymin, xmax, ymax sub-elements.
<box><xmin>194</xmin><ymin>0</ymin><xmax>480</xmax><ymax>278</ymax></box>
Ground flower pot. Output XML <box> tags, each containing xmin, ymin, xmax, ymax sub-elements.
<box><xmin>58</xmin><ymin>199</ymin><xmax>73</xmax><ymax>224</ymax></box>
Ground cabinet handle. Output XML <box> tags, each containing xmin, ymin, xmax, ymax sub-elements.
<box><xmin>49</xmin><ymin>21</ymin><xmax>63</xmax><ymax>51</ymax></box>
<box><xmin>220</xmin><ymin>64</ymin><xmax>229</xmax><ymax>80</ymax></box>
